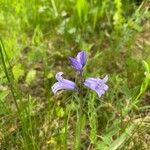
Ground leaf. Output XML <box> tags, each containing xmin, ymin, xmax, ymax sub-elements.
<box><xmin>12</xmin><ymin>64</ymin><xmax>24</xmax><ymax>81</ymax></box>
<box><xmin>140</xmin><ymin>60</ymin><xmax>150</xmax><ymax>94</ymax></box>
<box><xmin>107</xmin><ymin>124</ymin><xmax>136</xmax><ymax>150</ymax></box>
<box><xmin>76</xmin><ymin>0</ymin><xmax>88</xmax><ymax>23</ymax></box>
<box><xmin>97</xmin><ymin>126</ymin><xmax>120</xmax><ymax>148</ymax></box>
<box><xmin>55</xmin><ymin>106</ymin><xmax>65</xmax><ymax>118</ymax></box>
<box><xmin>25</xmin><ymin>69</ymin><xmax>36</xmax><ymax>85</ymax></box>
<box><xmin>0</xmin><ymin>90</ymin><xmax>9</xmax><ymax>101</ymax></box>
<box><xmin>47</xmin><ymin>72</ymin><xmax>54</xmax><ymax>79</ymax></box>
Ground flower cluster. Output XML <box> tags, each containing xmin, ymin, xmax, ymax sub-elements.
<box><xmin>51</xmin><ymin>51</ymin><xmax>108</xmax><ymax>97</ymax></box>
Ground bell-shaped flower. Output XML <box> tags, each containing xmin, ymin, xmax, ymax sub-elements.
<box><xmin>84</xmin><ymin>75</ymin><xmax>108</xmax><ymax>97</ymax></box>
<box><xmin>69</xmin><ymin>51</ymin><xmax>86</xmax><ymax>72</ymax></box>
<box><xmin>52</xmin><ymin>72</ymin><xmax>77</xmax><ymax>94</ymax></box>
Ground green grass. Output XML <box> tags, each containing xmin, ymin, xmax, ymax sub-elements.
<box><xmin>0</xmin><ymin>0</ymin><xmax>150</xmax><ymax>149</ymax></box>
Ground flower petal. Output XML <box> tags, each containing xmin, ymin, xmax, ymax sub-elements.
<box><xmin>62</xmin><ymin>78</ymin><xmax>76</xmax><ymax>87</ymax></box>
<box><xmin>69</xmin><ymin>57</ymin><xmax>82</xmax><ymax>71</ymax></box>
<box><xmin>84</xmin><ymin>78</ymin><xmax>98</xmax><ymax>91</ymax></box>
<box><xmin>102</xmin><ymin>75</ymin><xmax>108</xmax><ymax>83</ymax></box>
<box><xmin>76</xmin><ymin>51</ymin><xmax>86</xmax><ymax>67</ymax></box>
<box><xmin>55</xmin><ymin>72</ymin><xmax>64</xmax><ymax>81</ymax></box>
<box><xmin>51</xmin><ymin>81</ymin><xmax>76</xmax><ymax>94</ymax></box>
<box><xmin>84</xmin><ymin>78</ymin><xmax>97</xmax><ymax>83</ymax></box>
<box><xmin>84</xmin><ymin>76</ymin><xmax>108</xmax><ymax>97</ymax></box>
<box><xmin>95</xmin><ymin>88</ymin><xmax>105</xmax><ymax>97</ymax></box>
<box><xmin>52</xmin><ymin>72</ymin><xmax>77</xmax><ymax>94</ymax></box>
<box><xmin>101</xmin><ymin>84</ymin><xmax>109</xmax><ymax>90</ymax></box>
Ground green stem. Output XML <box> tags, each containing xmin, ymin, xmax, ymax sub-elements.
<box><xmin>75</xmin><ymin>95</ymin><xmax>83</xmax><ymax>150</ymax></box>
<box><xmin>74</xmin><ymin>72</ymin><xmax>84</xmax><ymax>150</ymax></box>
<box><xmin>64</xmin><ymin>107</ymin><xmax>71</xmax><ymax>150</ymax></box>
<box><xmin>27</xmin><ymin>87</ymin><xmax>36</xmax><ymax>150</ymax></box>
<box><xmin>0</xmin><ymin>39</ymin><xmax>20</xmax><ymax>116</ymax></box>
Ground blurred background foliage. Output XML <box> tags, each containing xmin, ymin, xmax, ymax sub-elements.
<box><xmin>0</xmin><ymin>0</ymin><xmax>150</xmax><ymax>149</ymax></box>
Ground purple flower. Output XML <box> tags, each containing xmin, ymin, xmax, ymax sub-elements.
<box><xmin>52</xmin><ymin>72</ymin><xmax>77</xmax><ymax>94</ymax></box>
<box><xmin>69</xmin><ymin>51</ymin><xmax>86</xmax><ymax>72</ymax></box>
<box><xmin>84</xmin><ymin>75</ymin><xmax>108</xmax><ymax>97</ymax></box>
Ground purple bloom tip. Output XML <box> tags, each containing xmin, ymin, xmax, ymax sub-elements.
<box><xmin>69</xmin><ymin>51</ymin><xmax>86</xmax><ymax>71</ymax></box>
<box><xmin>84</xmin><ymin>75</ymin><xmax>108</xmax><ymax>97</ymax></box>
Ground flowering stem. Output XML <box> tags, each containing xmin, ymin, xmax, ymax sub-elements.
<box><xmin>74</xmin><ymin>94</ymin><xmax>83</xmax><ymax>150</ymax></box>
<box><xmin>74</xmin><ymin>72</ymin><xmax>84</xmax><ymax>150</ymax></box>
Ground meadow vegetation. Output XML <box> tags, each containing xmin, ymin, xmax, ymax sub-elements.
<box><xmin>0</xmin><ymin>0</ymin><xmax>150</xmax><ymax>149</ymax></box>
